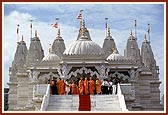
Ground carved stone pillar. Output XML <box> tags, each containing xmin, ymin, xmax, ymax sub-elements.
<box><xmin>25</xmin><ymin>81</ymin><xmax>35</xmax><ymax>111</ymax></box>
<box><xmin>130</xmin><ymin>69</ymin><xmax>142</xmax><ymax>111</ymax></box>
<box><xmin>16</xmin><ymin>70</ymin><xmax>29</xmax><ymax>110</ymax></box>
<box><xmin>7</xmin><ymin>82</ymin><xmax>18</xmax><ymax>111</ymax></box>
<box><xmin>26</xmin><ymin>70</ymin><xmax>40</xmax><ymax>111</ymax></box>
<box><xmin>61</xmin><ymin>65</ymin><xmax>72</xmax><ymax>80</ymax></box>
<box><xmin>95</xmin><ymin>65</ymin><xmax>107</xmax><ymax>79</ymax></box>
<box><xmin>8</xmin><ymin>67</ymin><xmax>18</xmax><ymax>111</ymax></box>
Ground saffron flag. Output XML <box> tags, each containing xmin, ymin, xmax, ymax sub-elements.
<box><xmin>52</xmin><ymin>22</ymin><xmax>58</xmax><ymax>28</ymax></box>
<box><xmin>77</xmin><ymin>10</ymin><xmax>83</xmax><ymax>20</ymax></box>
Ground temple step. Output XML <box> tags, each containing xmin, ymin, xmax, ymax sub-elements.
<box><xmin>46</xmin><ymin>95</ymin><xmax>122</xmax><ymax>111</ymax></box>
<box><xmin>46</xmin><ymin>95</ymin><xmax>79</xmax><ymax>111</ymax></box>
<box><xmin>90</xmin><ymin>95</ymin><xmax>121</xmax><ymax>111</ymax></box>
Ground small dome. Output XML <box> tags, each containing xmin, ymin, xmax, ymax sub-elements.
<box><xmin>42</xmin><ymin>53</ymin><xmax>61</xmax><ymax>62</ymax></box>
<box><xmin>63</xmin><ymin>36</ymin><xmax>104</xmax><ymax>55</ymax></box>
<box><xmin>107</xmin><ymin>50</ymin><xmax>124</xmax><ymax>61</ymax></box>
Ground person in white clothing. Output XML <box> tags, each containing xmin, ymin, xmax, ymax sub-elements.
<box><xmin>112</xmin><ymin>78</ymin><xmax>117</xmax><ymax>94</ymax></box>
<box><xmin>107</xmin><ymin>80</ymin><xmax>113</xmax><ymax>94</ymax></box>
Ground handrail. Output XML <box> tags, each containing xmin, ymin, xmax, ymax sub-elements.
<box><xmin>117</xmin><ymin>83</ymin><xmax>128</xmax><ymax>111</ymax></box>
<box><xmin>40</xmin><ymin>84</ymin><xmax>50</xmax><ymax>111</ymax></box>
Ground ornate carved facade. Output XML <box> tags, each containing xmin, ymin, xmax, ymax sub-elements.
<box><xmin>8</xmin><ymin>19</ymin><xmax>163</xmax><ymax>111</ymax></box>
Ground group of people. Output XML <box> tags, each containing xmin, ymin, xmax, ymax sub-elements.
<box><xmin>101</xmin><ymin>78</ymin><xmax>120</xmax><ymax>94</ymax></box>
<box><xmin>49</xmin><ymin>76</ymin><xmax>120</xmax><ymax>95</ymax></box>
<box><xmin>49</xmin><ymin>77</ymin><xmax>66</xmax><ymax>95</ymax></box>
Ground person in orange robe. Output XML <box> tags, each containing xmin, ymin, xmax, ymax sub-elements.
<box><xmin>71</xmin><ymin>80</ymin><xmax>78</xmax><ymax>95</ymax></box>
<box><xmin>96</xmin><ymin>77</ymin><xmax>102</xmax><ymax>94</ymax></box>
<box><xmin>59</xmin><ymin>78</ymin><xmax>66</xmax><ymax>95</ymax></box>
<box><xmin>84</xmin><ymin>77</ymin><xmax>89</xmax><ymax>95</ymax></box>
<box><xmin>56</xmin><ymin>78</ymin><xmax>61</xmax><ymax>95</ymax></box>
<box><xmin>78</xmin><ymin>77</ymin><xmax>84</xmax><ymax>95</ymax></box>
<box><xmin>89</xmin><ymin>77</ymin><xmax>95</xmax><ymax>95</ymax></box>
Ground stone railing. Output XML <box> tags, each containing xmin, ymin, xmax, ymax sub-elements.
<box><xmin>40</xmin><ymin>84</ymin><xmax>50</xmax><ymax>111</ymax></box>
<box><xmin>117</xmin><ymin>83</ymin><xmax>128</xmax><ymax>111</ymax></box>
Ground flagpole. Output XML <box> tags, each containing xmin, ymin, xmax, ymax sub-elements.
<box><xmin>134</xmin><ymin>20</ymin><xmax>137</xmax><ymax>40</ymax></box>
<box><xmin>77</xmin><ymin>10</ymin><xmax>83</xmax><ymax>28</ymax></box>
<box><xmin>148</xmin><ymin>23</ymin><xmax>150</xmax><ymax>43</ymax></box>
<box><xmin>56</xmin><ymin>18</ymin><xmax>59</xmax><ymax>36</ymax></box>
<box><xmin>105</xmin><ymin>18</ymin><xmax>108</xmax><ymax>36</ymax></box>
<box><xmin>17</xmin><ymin>24</ymin><xmax>20</xmax><ymax>43</ymax></box>
<box><xmin>30</xmin><ymin>20</ymin><xmax>33</xmax><ymax>38</ymax></box>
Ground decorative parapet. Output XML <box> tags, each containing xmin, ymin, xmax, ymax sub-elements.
<box><xmin>107</xmin><ymin>58</ymin><xmax>135</xmax><ymax>64</ymax></box>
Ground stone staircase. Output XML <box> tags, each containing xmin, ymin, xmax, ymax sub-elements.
<box><xmin>46</xmin><ymin>95</ymin><xmax>79</xmax><ymax>111</ymax></box>
<box><xmin>90</xmin><ymin>95</ymin><xmax>122</xmax><ymax>111</ymax></box>
<box><xmin>46</xmin><ymin>95</ymin><xmax>122</xmax><ymax>111</ymax></box>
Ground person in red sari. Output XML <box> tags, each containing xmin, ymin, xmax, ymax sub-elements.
<box><xmin>84</xmin><ymin>77</ymin><xmax>89</xmax><ymax>95</ymax></box>
<box><xmin>89</xmin><ymin>77</ymin><xmax>94</xmax><ymax>95</ymax></box>
<box><xmin>78</xmin><ymin>77</ymin><xmax>84</xmax><ymax>95</ymax></box>
<box><xmin>96</xmin><ymin>77</ymin><xmax>102</xmax><ymax>94</ymax></box>
<box><xmin>71</xmin><ymin>80</ymin><xmax>78</xmax><ymax>95</ymax></box>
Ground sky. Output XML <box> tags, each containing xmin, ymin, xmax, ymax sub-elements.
<box><xmin>3</xmin><ymin>3</ymin><xmax>165</xmax><ymax>97</ymax></box>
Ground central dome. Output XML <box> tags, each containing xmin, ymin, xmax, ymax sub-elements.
<box><xmin>63</xmin><ymin>36</ymin><xmax>104</xmax><ymax>55</ymax></box>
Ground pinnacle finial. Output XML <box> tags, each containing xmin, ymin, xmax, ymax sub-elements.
<box><xmin>21</xmin><ymin>35</ymin><xmax>24</xmax><ymax>41</ymax></box>
<box><xmin>107</xmin><ymin>27</ymin><xmax>111</xmax><ymax>36</ymax></box>
<box><xmin>57</xmin><ymin>28</ymin><xmax>60</xmax><ymax>37</ymax></box>
<box><xmin>130</xmin><ymin>30</ymin><xmax>132</xmax><ymax>35</ymax></box>
<box><xmin>144</xmin><ymin>34</ymin><xmax>147</xmax><ymax>41</ymax></box>
<box><xmin>82</xmin><ymin>19</ymin><xmax>85</xmax><ymax>27</ymax></box>
<box><xmin>112</xmin><ymin>47</ymin><xmax>118</xmax><ymax>53</ymax></box>
<box><xmin>35</xmin><ymin>30</ymin><xmax>37</xmax><ymax>37</ymax></box>
<box><xmin>49</xmin><ymin>44</ymin><xmax>52</xmax><ymax>53</ymax></box>
<box><xmin>81</xmin><ymin>20</ymin><xmax>85</xmax><ymax>36</ymax></box>
<box><xmin>105</xmin><ymin>18</ymin><xmax>108</xmax><ymax>28</ymax></box>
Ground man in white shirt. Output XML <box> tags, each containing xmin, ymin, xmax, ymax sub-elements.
<box><xmin>107</xmin><ymin>80</ymin><xmax>113</xmax><ymax>94</ymax></box>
